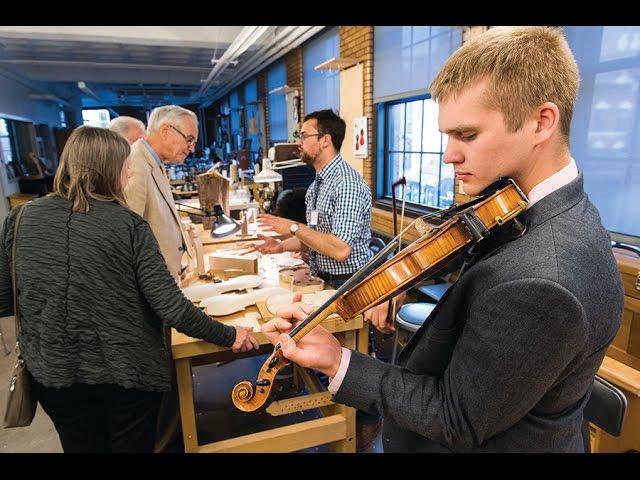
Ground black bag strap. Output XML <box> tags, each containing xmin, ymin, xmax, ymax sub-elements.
<box><xmin>11</xmin><ymin>202</ymin><xmax>29</xmax><ymax>350</ymax></box>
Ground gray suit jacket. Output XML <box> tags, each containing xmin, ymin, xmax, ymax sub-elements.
<box><xmin>335</xmin><ymin>174</ymin><xmax>624</xmax><ymax>452</ymax></box>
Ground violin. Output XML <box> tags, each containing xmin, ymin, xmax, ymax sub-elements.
<box><xmin>232</xmin><ymin>178</ymin><xmax>528</xmax><ymax>412</ymax></box>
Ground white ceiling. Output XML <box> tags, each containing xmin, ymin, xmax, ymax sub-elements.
<box><xmin>0</xmin><ymin>26</ymin><xmax>326</xmax><ymax>110</ymax></box>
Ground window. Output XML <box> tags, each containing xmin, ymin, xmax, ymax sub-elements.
<box><xmin>267</xmin><ymin>61</ymin><xmax>288</xmax><ymax>143</ymax></box>
<box><xmin>382</xmin><ymin>96</ymin><xmax>453</xmax><ymax>209</ymax></box>
<box><xmin>0</xmin><ymin>118</ymin><xmax>20</xmax><ymax>180</ymax></box>
<box><xmin>229</xmin><ymin>88</ymin><xmax>243</xmax><ymax>150</ymax></box>
<box><xmin>82</xmin><ymin>109</ymin><xmax>110</xmax><ymax>128</ymax></box>
<box><xmin>304</xmin><ymin>28</ymin><xmax>340</xmax><ymax>113</ymax></box>
<box><xmin>375</xmin><ymin>26</ymin><xmax>461</xmax><ymax>211</ymax></box>
<box><xmin>374</xmin><ymin>26</ymin><xmax>462</xmax><ymax>102</ymax></box>
<box><xmin>566</xmin><ymin>26</ymin><xmax>640</xmax><ymax>238</ymax></box>
<box><xmin>59</xmin><ymin>108</ymin><xmax>67</xmax><ymax>128</ymax></box>
<box><xmin>244</xmin><ymin>79</ymin><xmax>261</xmax><ymax>163</ymax></box>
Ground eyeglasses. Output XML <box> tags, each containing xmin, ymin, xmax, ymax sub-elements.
<box><xmin>168</xmin><ymin>124</ymin><xmax>197</xmax><ymax>147</ymax></box>
<box><xmin>294</xmin><ymin>131</ymin><xmax>324</xmax><ymax>142</ymax></box>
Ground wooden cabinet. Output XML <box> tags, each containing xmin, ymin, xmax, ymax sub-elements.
<box><xmin>607</xmin><ymin>249</ymin><xmax>640</xmax><ymax>371</ymax></box>
<box><xmin>592</xmin><ymin>248</ymin><xmax>640</xmax><ymax>452</ymax></box>
<box><xmin>7</xmin><ymin>192</ymin><xmax>37</xmax><ymax>209</ymax></box>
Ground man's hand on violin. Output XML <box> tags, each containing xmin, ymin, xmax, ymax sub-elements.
<box><xmin>364</xmin><ymin>302</ymin><xmax>396</xmax><ymax>334</ymax></box>
<box><xmin>258</xmin><ymin>213</ymin><xmax>296</xmax><ymax>236</ymax></box>
<box><xmin>261</xmin><ymin>292</ymin><xmax>343</xmax><ymax>378</ymax></box>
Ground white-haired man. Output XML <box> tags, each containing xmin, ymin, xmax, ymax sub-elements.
<box><xmin>124</xmin><ymin>105</ymin><xmax>197</xmax><ymax>281</ymax></box>
<box><xmin>108</xmin><ymin>116</ymin><xmax>146</xmax><ymax>145</ymax></box>
<box><xmin>124</xmin><ymin>105</ymin><xmax>254</xmax><ymax>452</ymax></box>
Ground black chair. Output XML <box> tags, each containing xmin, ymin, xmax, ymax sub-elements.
<box><xmin>582</xmin><ymin>375</ymin><xmax>628</xmax><ymax>451</ymax></box>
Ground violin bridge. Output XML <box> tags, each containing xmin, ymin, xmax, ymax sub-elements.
<box><xmin>415</xmin><ymin>217</ymin><xmax>436</xmax><ymax>237</ymax></box>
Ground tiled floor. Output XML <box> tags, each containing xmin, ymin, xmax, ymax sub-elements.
<box><xmin>0</xmin><ymin>316</ymin><xmax>382</xmax><ymax>453</ymax></box>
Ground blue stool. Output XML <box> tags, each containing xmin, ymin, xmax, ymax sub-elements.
<box><xmin>391</xmin><ymin>302</ymin><xmax>436</xmax><ymax>364</ymax></box>
<box><xmin>417</xmin><ymin>281</ymin><xmax>451</xmax><ymax>302</ymax></box>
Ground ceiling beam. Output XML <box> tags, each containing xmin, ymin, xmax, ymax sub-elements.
<box><xmin>198</xmin><ymin>26</ymin><xmax>272</xmax><ymax>94</ymax></box>
<box><xmin>0</xmin><ymin>26</ymin><xmax>248</xmax><ymax>49</ymax></box>
<box><xmin>205</xmin><ymin>26</ymin><xmax>325</xmax><ymax>105</ymax></box>
<box><xmin>0</xmin><ymin>59</ymin><xmax>211</xmax><ymax>73</ymax></box>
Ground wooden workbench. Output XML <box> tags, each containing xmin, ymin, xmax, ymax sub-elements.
<box><xmin>172</xmin><ymin>245</ymin><xmax>369</xmax><ymax>453</ymax></box>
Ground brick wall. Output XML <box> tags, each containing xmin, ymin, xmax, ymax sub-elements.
<box><xmin>339</xmin><ymin>26</ymin><xmax>374</xmax><ymax>188</ymax></box>
<box><xmin>257</xmin><ymin>70</ymin><xmax>269</xmax><ymax>148</ymax></box>
<box><xmin>285</xmin><ymin>48</ymin><xmax>304</xmax><ymax>121</ymax></box>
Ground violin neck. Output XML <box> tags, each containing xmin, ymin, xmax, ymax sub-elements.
<box><xmin>289</xmin><ymin>303</ymin><xmax>338</xmax><ymax>342</ymax></box>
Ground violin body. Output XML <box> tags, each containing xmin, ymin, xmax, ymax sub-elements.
<box><xmin>232</xmin><ymin>180</ymin><xmax>528</xmax><ymax>412</ymax></box>
<box><xmin>335</xmin><ymin>182</ymin><xmax>526</xmax><ymax>319</ymax></box>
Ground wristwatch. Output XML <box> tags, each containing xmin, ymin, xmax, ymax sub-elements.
<box><xmin>289</xmin><ymin>223</ymin><xmax>299</xmax><ymax>236</ymax></box>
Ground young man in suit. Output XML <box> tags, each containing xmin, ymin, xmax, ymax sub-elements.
<box><xmin>261</xmin><ymin>27</ymin><xmax>625</xmax><ymax>452</ymax></box>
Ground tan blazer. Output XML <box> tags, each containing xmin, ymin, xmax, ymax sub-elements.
<box><xmin>124</xmin><ymin>139</ymin><xmax>194</xmax><ymax>281</ymax></box>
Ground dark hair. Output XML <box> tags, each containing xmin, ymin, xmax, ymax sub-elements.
<box><xmin>303</xmin><ymin>109</ymin><xmax>346</xmax><ymax>151</ymax></box>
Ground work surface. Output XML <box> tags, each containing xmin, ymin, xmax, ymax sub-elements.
<box><xmin>172</xmin><ymin>248</ymin><xmax>367</xmax><ymax>452</ymax></box>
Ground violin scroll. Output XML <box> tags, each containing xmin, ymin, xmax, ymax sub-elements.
<box><xmin>231</xmin><ymin>349</ymin><xmax>291</xmax><ymax>412</ymax></box>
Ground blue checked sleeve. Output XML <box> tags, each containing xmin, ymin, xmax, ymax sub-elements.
<box><xmin>330</xmin><ymin>176</ymin><xmax>371</xmax><ymax>245</ymax></box>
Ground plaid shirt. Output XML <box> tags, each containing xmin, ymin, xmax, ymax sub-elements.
<box><xmin>305</xmin><ymin>153</ymin><xmax>372</xmax><ymax>275</ymax></box>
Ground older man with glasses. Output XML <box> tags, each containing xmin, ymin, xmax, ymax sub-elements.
<box><xmin>124</xmin><ymin>105</ymin><xmax>256</xmax><ymax>453</ymax></box>
<box><xmin>124</xmin><ymin>105</ymin><xmax>198</xmax><ymax>283</ymax></box>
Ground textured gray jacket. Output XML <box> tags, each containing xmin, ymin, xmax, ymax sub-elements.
<box><xmin>335</xmin><ymin>175</ymin><xmax>624</xmax><ymax>452</ymax></box>
<box><xmin>0</xmin><ymin>196</ymin><xmax>235</xmax><ymax>392</ymax></box>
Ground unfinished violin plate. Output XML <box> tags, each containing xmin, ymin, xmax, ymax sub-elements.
<box><xmin>265</xmin><ymin>289</ymin><xmax>337</xmax><ymax>317</ymax></box>
<box><xmin>276</xmin><ymin>255</ymin><xmax>304</xmax><ymax>268</ymax></box>
<box><xmin>278</xmin><ymin>267</ymin><xmax>324</xmax><ymax>292</ymax></box>
<box><xmin>181</xmin><ymin>274</ymin><xmax>263</xmax><ymax>302</ymax></box>
<box><xmin>201</xmin><ymin>287</ymin><xmax>290</xmax><ymax>316</ymax></box>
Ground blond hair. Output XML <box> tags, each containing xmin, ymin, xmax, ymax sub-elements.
<box><xmin>430</xmin><ymin>26</ymin><xmax>579</xmax><ymax>141</ymax></box>
<box><xmin>53</xmin><ymin>126</ymin><xmax>130</xmax><ymax>213</ymax></box>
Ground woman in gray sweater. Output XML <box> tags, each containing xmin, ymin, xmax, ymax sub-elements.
<box><xmin>0</xmin><ymin>126</ymin><xmax>258</xmax><ymax>452</ymax></box>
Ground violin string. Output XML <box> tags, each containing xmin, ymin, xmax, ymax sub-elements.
<box><xmin>398</xmin><ymin>182</ymin><xmax>406</xmax><ymax>253</ymax></box>
<box><xmin>271</xmin><ymin>206</ymin><xmax>447</xmax><ymax>356</ymax></box>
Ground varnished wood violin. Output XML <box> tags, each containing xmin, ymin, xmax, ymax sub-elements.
<box><xmin>232</xmin><ymin>178</ymin><xmax>528</xmax><ymax>412</ymax></box>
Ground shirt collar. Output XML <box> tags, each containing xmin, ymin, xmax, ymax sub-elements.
<box><xmin>526</xmin><ymin>157</ymin><xmax>579</xmax><ymax>207</ymax></box>
<box><xmin>141</xmin><ymin>139</ymin><xmax>164</xmax><ymax>170</ymax></box>
<box><xmin>316</xmin><ymin>153</ymin><xmax>342</xmax><ymax>182</ymax></box>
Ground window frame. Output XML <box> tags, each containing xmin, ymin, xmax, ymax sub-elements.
<box><xmin>375</xmin><ymin>93</ymin><xmax>453</xmax><ymax>220</ymax></box>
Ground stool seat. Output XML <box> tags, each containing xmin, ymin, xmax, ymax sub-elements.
<box><xmin>391</xmin><ymin>302</ymin><xmax>437</xmax><ymax>364</ymax></box>
<box><xmin>417</xmin><ymin>282</ymin><xmax>451</xmax><ymax>302</ymax></box>
<box><xmin>396</xmin><ymin>302</ymin><xmax>436</xmax><ymax>332</ymax></box>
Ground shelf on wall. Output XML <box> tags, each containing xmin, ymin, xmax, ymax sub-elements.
<box><xmin>314</xmin><ymin>57</ymin><xmax>358</xmax><ymax>72</ymax></box>
<box><xmin>268</xmin><ymin>85</ymin><xmax>299</xmax><ymax>95</ymax></box>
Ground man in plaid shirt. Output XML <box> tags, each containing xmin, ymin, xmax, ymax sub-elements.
<box><xmin>257</xmin><ymin>109</ymin><xmax>372</xmax><ymax>286</ymax></box>
<box><xmin>258</xmin><ymin>109</ymin><xmax>384</xmax><ymax>451</ymax></box>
